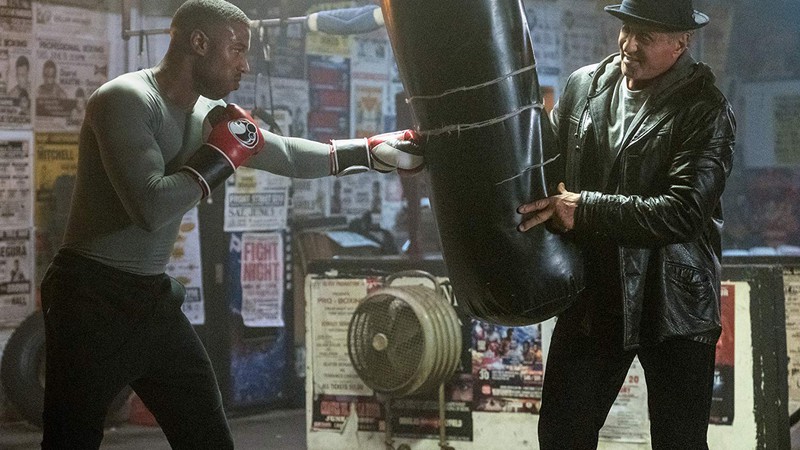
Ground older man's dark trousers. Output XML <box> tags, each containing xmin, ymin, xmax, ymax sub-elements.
<box><xmin>538</xmin><ymin>302</ymin><xmax>716</xmax><ymax>450</ymax></box>
<box><xmin>40</xmin><ymin>250</ymin><xmax>233</xmax><ymax>449</ymax></box>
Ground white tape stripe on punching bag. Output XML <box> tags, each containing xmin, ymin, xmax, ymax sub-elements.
<box><xmin>382</xmin><ymin>0</ymin><xmax>584</xmax><ymax>325</ymax></box>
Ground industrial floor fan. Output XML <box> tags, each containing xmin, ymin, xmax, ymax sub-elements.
<box><xmin>348</xmin><ymin>271</ymin><xmax>462</xmax><ymax>450</ymax></box>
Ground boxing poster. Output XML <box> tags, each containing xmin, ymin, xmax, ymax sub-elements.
<box><xmin>236</xmin><ymin>232</ymin><xmax>285</xmax><ymax>327</ymax></box>
<box><xmin>223</xmin><ymin>167</ymin><xmax>290</xmax><ymax>233</ymax></box>
<box><xmin>307</xmin><ymin>274</ymin><xmax>475</xmax><ymax>439</ymax></box>
<box><xmin>165</xmin><ymin>207</ymin><xmax>205</xmax><ymax>326</ymax></box>
<box><xmin>33</xmin><ymin>132</ymin><xmax>77</xmax><ymax>282</ymax></box>
<box><xmin>226</xmin><ymin>76</ymin><xmax>310</xmax><ymax>139</ymax></box>
<box><xmin>598</xmin><ymin>358</ymin><xmax>649</xmax><ymax>443</ymax></box>
<box><xmin>329</xmin><ymin>171</ymin><xmax>383</xmax><ymax>222</ymax></box>
<box><xmin>0</xmin><ymin>228</ymin><xmax>34</xmax><ymax>326</ymax></box>
<box><xmin>0</xmin><ymin>133</ymin><xmax>33</xmax><ymax>229</ymax></box>
<box><xmin>32</xmin><ymin>3</ymin><xmax>109</xmax><ymax>132</ymax></box>
<box><xmin>267</xmin><ymin>77</ymin><xmax>310</xmax><ymax>138</ymax></box>
<box><xmin>291</xmin><ymin>178</ymin><xmax>329</xmax><ymax>219</ymax></box>
<box><xmin>784</xmin><ymin>270</ymin><xmax>800</xmax><ymax>415</ymax></box>
<box><xmin>389</xmin><ymin>393</ymin><xmax>474</xmax><ymax>442</ymax></box>
<box><xmin>311</xmin><ymin>393</ymin><xmax>382</xmax><ymax>432</ymax></box>
<box><xmin>308</xmin><ymin>276</ymin><xmax>390</xmax><ymax>431</ymax></box>
<box><xmin>259</xmin><ymin>5</ymin><xmax>306</xmax><ymax>80</ymax></box>
<box><xmin>308</xmin><ymin>277</ymin><xmax>371</xmax><ymax>397</ymax></box>
<box><xmin>307</xmin><ymin>54</ymin><xmax>350</xmax><ymax>144</ymax></box>
<box><xmin>709</xmin><ymin>282</ymin><xmax>736</xmax><ymax>425</ymax></box>
<box><xmin>0</xmin><ymin>1</ymin><xmax>33</xmax><ymax>129</ymax></box>
<box><xmin>471</xmin><ymin>321</ymin><xmax>546</xmax><ymax>414</ymax></box>
<box><xmin>350</xmin><ymin>35</ymin><xmax>389</xmax><ymax>138</ymax></box>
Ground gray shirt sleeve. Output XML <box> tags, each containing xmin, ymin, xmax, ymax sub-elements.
<box><xmin>243</xmin><ymin>130</ymin><xmax>333</xmax><ymax>179</ymax></box>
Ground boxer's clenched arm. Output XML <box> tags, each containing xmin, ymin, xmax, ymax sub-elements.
<box><xmin>90</xmin><ymin>85</ymin><xmax>202</xmax><ymax>232</ymax></box>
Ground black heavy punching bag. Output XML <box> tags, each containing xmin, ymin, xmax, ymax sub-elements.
<box><xmin>382</xmin><ymin>0</ymin><xmax>584</xmax><ymax>325</ymax></box>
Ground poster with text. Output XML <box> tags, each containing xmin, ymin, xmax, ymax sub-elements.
<box><xmin>262</xmin><ymin>6</ymin><xmax>306</xmax><ymax>79</ymax></box>
<box><xmin>165</xmin><ymin>207</ymin><xmax>205</xmax><ymax>325</ymax></box>
<box><xmin>224</xmin><ymin>167</ymin><xmax>290</xmax><ymax>232</ymax></box>
<box><xmin>33</xmin><ymin>132</ymin><xmax>77</xmax><ymax>282</ymax></box>
<box><xmin>599</xmin><ymin>358</ymin><xmax>649</xmax><ymax>443</ymax></box>
<box><xmin>290</xmin><ymin>177</ymin><xmax>328</xmax><ymax>218</ymax></box>
<box><xmin>308</xmin><ymin>277</ymin><xmax>370</xmax><ymax>397</ymax></box>
<box><xmin>310</xmin><ymin>393</ymin><xmax>382</xmax><ymax>433</ymax></box>
<box><xmin>390</xmin><ymin>392</ymin><xmax>474</xmax><ymax>442</ymax></box>
<box><xmin>307</xmin><ymin>54</ymin><xmax>350</xmax><ymax>143</ymax></box>
<box><xmin>557</xmin><ymin>1</ymin><xmax>618</xmax><ymax>86</ymax></box>
<box><xmin>471</xmin><ymin>320</ymin><xmax>545</xmax><ymax>414</ymax></box>
<box><xmin>329</xmin><ymin>171</ymin><xmax>382</xmax><ymax>222</ymax></box>
<box><xmin>270</xmin><ymin>77</ymin><xmax>310</xmax><ymax>139</ymax></box>
<box><xmin>32</xmin><ymin>36</ymin><xmax>107</xmax><ymax>131</ymax></box>
<box><xmin>350</xmin><ymin>35</ymin><xmax>389</xmax><ymax>138</ymax></box>
<box><xmin>773</xmin><ymin>94</ymin><xmax>800</xmax><ymax>166</ymax></box>
<box><xmin>0</xmin><ymin>133</ymin><xmax>33</xmax><ymax>229</ymax></box>
<box><xmin>0</xmin><ymin>1</ymin><xmax>33</xmax><ymax>129</ymax></box>
<box><xmin>0</xmin><ymin>227</ymin><xmax>34</xmax><ymax>326</ymax></box>
<box><xmin>784</xmin><ymin>271</ymin><xmax>800</xmax><ymax>414</ymax></box>
<box><xmin>33</xmin><ymin>3</ymin><xmax>109</xmax><ymax>132</ymax></box>
<box><xmin>238</xmin><ymin>232</ymin><xmax>285</xmax><ymax>327</ymax></box>
<box><xmin>225</xmin><ymin>76</ymin><xmax>310</xmax><ymax>140</ymax></box>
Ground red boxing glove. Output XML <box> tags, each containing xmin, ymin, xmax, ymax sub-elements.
<box><xmin>330</xmin><ymin>129</ymin><xmax>423</xmax><ymax>176</ymax></box>
<box><xmin>207</xmin><ymin>104</ymin><xmax>264</xmax><ymax>166</ymax></box>
<box><xmin>181</xmin><ymin>104</ymin><xmax>265</xmax><ymax>198</ymax></box>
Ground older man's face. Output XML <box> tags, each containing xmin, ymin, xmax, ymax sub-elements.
<box><xmin>618</xmin><ymin>23</ymin><xmax>688</xmax><ymax>90</ymax></box>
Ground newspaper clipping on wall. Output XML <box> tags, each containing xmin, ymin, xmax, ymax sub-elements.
<box><xmin>0</xmin><ymin>228</ymin><xmax>33</xmax><ymax>326</ymax></box>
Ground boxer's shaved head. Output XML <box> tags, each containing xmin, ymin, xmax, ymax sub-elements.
<box><xmin>171</xmin><ymin>0</ymin><xmax>249</xmax><ymax>48</ymax></box>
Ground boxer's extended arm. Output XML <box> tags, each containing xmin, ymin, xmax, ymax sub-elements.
<box><xmin>244</xmin><ymin>129</ymin><xmax>423</xmax><ymax>177</ymax></box>
<box><xmin>243</xmin><ymin>132</ymin><xmax>332</xmax><ymax>178</ymax></box>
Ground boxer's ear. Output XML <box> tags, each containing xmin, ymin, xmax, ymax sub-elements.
<box><xmin>190</xmin><ymin>29</ymin><xmax>210</xmax><ymax>56</ymax></box>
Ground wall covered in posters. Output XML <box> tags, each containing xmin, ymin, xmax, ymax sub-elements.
<box><xmin>0</xmin><ymin>1</ymin><xmax>796</xmax><ymax>441</ymax></box>
<box><xmin>304</xmin><ymin>272</ymin><xmax>783</xmax><ymax>450</ymax></box>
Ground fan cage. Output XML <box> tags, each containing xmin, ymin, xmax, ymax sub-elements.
<box><xmin>347</xmin><ymin>285</ymin><xmax>461</xmax><ymax>397</ymax></box>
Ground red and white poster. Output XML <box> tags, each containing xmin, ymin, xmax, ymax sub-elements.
<box><xmin>710</xmin><ymin>282</ymin><xmax>736</xmax><ymax>425</ymax></box>
<box><xmin>240</xmin><ymin>232</ymin><xmax>284</xmax><ymax>327</ymax></box>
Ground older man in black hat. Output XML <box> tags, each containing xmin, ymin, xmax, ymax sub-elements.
<box><xmin>516</xmin><ymin>0</ymin><xmax>735</xmax><ymax>448</ymax></box>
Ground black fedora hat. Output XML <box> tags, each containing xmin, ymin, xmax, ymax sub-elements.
<box><xmin>605</xmin><ymin>0</ymin><xmax>709</xmax><ymax>31</ymax></box>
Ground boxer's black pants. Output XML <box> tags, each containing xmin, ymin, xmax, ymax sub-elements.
<box><xmin>40</xmin><ymin>250</ymin><xmax>233</xmax><ymax>449</ymax></box>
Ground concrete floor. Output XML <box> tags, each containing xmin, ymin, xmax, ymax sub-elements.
<box><xmin>0</xmin><ymin>408</ymin><xmax>306</xmax><ymax>450</ymax></box>
<box><xmin>1</xmin><ymin>408</ymin><xmax>798</xmax><ymax>449</ymax></box>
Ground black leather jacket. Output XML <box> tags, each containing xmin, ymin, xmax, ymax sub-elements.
<box><xmin>552</xmin><ymin>53</ymin><xmax>736</xmax><ymax>349</ymax></box>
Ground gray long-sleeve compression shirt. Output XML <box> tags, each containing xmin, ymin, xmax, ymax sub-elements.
<box><xmin>61</xmin><ymin>69</ymin><xmax>331</xmax><ymax>275</ymax></box>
